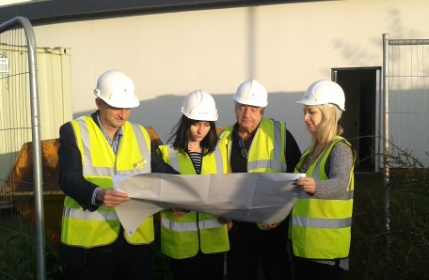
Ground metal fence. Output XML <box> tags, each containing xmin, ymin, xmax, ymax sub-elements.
<box><xmin>382</xmin><ymin>33</ymin><xmax>429</xmax><ymax>279</ymax></box>
<box><xmin>383</xmin><ymin>35</ymin><xmax>429</xmax><ymax>168</ymax></box>
<box><xmin>0</xmin><ymin>17</ymin><xmax>45</xmax><ymax>279</ymax></box>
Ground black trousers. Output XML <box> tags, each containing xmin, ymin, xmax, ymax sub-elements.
<box><xmin>63</xmin><ymin>231</ymin><xmax>155</xmax><ymax>280</ymax></box>
<box><xmin>170</xmin><ymin>251</ymin><xmax>225</xmax><ymax>280</ymax></box>
<box><xmin>294</xmin><ymin>258</ymin><xmax>344</xmax><ymax>280</ymax></box>
<box><xmin>227</xmin><ymin>218</ymin><xmax>291</xmax><ymax>280</ymax></box>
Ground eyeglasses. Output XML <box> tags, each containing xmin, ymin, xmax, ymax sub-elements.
<box><xmin>238</xmin><ymin>138</ymin><xmax>249</xmax><ymax>159</ymax></box>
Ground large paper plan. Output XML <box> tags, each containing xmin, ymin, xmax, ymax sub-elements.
<box><xmin>114</xmin><ymin>173</ymin><xmax>304</xmax><ymax>236</ymax></box>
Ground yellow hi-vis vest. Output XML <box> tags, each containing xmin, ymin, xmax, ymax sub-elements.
<box><xmin>291</xmin><ymin>136</ymin><xmax>355</xmax><ymax>259</ymax></box>
<box><xmin>218</xmin><ymin>118</ymin><xmax>287</xmax><ymax>173</ymax></box>
<box><xmin>61</xmin><ymin>116</ymin><xmax>154</xmax><ymax>248</ymax></box>
<box><xmin>219</xmin><ymin>118</ymin><xmax>287</xmax><ymax>229</ymax></box>
<box><xmin>158</xmin><ymin>144</ymin><xmax>230</xmax><ymax>259</ymax></box>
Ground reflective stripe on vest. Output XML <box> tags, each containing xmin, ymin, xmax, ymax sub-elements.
<box><xmin>161</xmin><ymin>217</ymin><xmax>224</xmax><ymax>232</ymax></box>
<box><xmin>219</xmin><ymin>118</ymin><xmax>287</xmax><ymax>173</ymax></box>
<box><xmin>61</xmin><ymin>116</ymin><xmax>154</xmax><ymax>247</ymax></box>
<box><xmin>63</xmin><ymin>206</ymin><xmax>118</xmax><ymax>221</ymax></box>
<box><xmin>291</xmin><ymin>136</ymin><xmax>355</xmax><ymax>259</ymax></box>
<box><xmin>292</xmin><ymin>216</ymin><xmax>352</xmax><ymax>228</ymax></box>
<box><xmin>158</xmin><ymin>144</ymin><xmax>230</xmax><ymax>258</ymax></box>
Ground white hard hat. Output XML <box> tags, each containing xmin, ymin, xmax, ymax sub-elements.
<box><xmin>233</xmin><ymin>79</ymin><xmax>268</xmax><ymax>108</ymax></box>
<box><xmin>93</xmin><ymin>70</ymin><xmax>139</xmax><ymax>108</ymax></box>
<box><xmin>181</xmin><ymin>90</ymin><xmax>218</xmax><ymax>121</ymax></box>
<box><xmin>295</xmin><ymin>80</ymin><xmax>345</xmax><ymax>111</ymax></box>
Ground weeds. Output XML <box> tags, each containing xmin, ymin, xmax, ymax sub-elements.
<box><xmin>347</xmin><ymin>135</ymin><xmax>429</xmax><ymax>279</ymax></box>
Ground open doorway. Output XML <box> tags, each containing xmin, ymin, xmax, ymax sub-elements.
<box><xmin>331</xmin><ymin>67</ymin><xmax>381</xmax><ymax>173</ymax></box>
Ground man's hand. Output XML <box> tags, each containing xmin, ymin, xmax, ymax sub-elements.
<box><xmin>261</xmin><ymin>222</ymin><xmax>278</xmax><ymax>229</ymax></box>
<box><xmin>218</xmin><ymin>217</ymin><xmax>234</xmax><ymax>231</ymax></box>
<box><xmin>97</xmin><ymin>189</ymin><xmax>130</xmax><ymax>207</ymax></box>
<box><xmin>172</xmin><ymin>208</ymin><xmax>189</xmax><ymax>218</ymax></box>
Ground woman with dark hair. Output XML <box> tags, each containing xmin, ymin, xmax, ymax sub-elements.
<box><xmin>291</xmin><ymin>80</ymin><xmax>356</xmax><ymax>280</ymax></box>
<box><xmin>157</xmin><ymin>90</ymin><xmax>230</xmax><ymax>280</ymax></box>
<box><xmin>166</xmin><ymin>111</ymin><xmax>218</xmax><ymax>158</ymax></box>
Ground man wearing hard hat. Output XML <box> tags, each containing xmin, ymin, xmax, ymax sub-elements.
<box><xmin>218</xmin><ymin>79</ymin><xmax>301</xmax><ymax>280</ymax></box>
<box><xmin>57</xmin><ymin>70</ymin><xmax>177</xmax><ymax>280</ymax></box>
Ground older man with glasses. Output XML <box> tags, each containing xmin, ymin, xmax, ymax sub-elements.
<box><xmin>218</xmin><ymin>79</ymin><xmax>301</xmax><ymax>280</ymax></box>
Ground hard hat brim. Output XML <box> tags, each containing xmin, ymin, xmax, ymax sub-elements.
<box><xmin>234</xmin><ymin>96</ymin><xmax>268</xmax><ymax>108</ymax></box>
<box><xmin>294</xmin><ymin>98</ymin><xmax>326</xmax><ymax>106</ymax></box>
<box><xmin>295</xmin><ymin>98</ymin><xmax>345</xmax><ymax>111</ymax></box>
<box><xmin>182</xmin><ymin>111</ymin><xmax>218</xmax><ymax>121</ymax></box>
<box><xmin>99</xmin><ymin>95</ymin><xmax>140</xmax><ymax>109</ymax></box>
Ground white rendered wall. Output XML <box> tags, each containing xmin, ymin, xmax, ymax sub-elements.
<box><xmin>33</xmin><ymin>0</ymin><xmax>429</xmax><ymax>151</ymax></box>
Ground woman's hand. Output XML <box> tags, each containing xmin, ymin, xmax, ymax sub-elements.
<box><xmin>295</xmin><ymin>177</ymin><xmax>316</xmax><ymax>195</ymax></box>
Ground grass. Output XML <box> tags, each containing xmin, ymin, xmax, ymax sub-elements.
<box><xmin>0</xmin><ymin>207</ymin><xmax>64</xmax><ymax>280</ymax></box>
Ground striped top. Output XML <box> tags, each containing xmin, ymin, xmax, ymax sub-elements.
<box><xmin>187</xmin><ymin>150</ymin><xmax>203</xmax><ymax>174</ymax></box>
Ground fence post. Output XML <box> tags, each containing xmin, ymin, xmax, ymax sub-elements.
<box><xmin>0</xmin><ymin>16</ymin><xmax>45</xmax><ymax>279</ymax></box>
<box><xmin>382</xmin><ymin>32</ymin><xmax>391</xmax><ymax>280</ymax></box>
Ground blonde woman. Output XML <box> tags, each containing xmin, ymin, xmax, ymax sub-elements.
<box><xmin>291</xmin><ymin>80</ymin><xmax>356</xmax><ymax>280</ymax></box>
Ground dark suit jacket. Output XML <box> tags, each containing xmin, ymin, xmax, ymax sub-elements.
<box><xmin>58</xmin><ymin>111</ymin><xmax>177</xmax><ymax>266</ymax></box>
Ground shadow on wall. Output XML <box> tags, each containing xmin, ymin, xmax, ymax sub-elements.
<box><xmin>332</xmin><ymin>9</ymin><xmax>428</xmax><ymax>67</ymax></box>
<box><xmin>74</xmin><ymin>91</ymin><xmax>308</xmax><ymax>149</ymax></box>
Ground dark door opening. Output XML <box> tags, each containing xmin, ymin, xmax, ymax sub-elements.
<box><xmin>331</xmin><ymin>67</ymin><xmax>381</xmax><ymax>173</ymax></box>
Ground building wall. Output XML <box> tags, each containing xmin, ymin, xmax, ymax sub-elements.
<box><xmin>31</xmin><ymin>0</ymin><xmax>429</xmax><ymax>150</ymax></box>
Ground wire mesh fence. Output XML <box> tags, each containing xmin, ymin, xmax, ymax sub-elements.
<box><xmin>385</xmin><ymin>37</ymin><xmax>429</xmax><ymax>168</ymax></box>
<box><xmin>0</xmin><ymin>17</ymin><xmax>45</xmax><ymax>280</ymax></box>
<box><xmin>381</xmin><ymin>34</ymin><xmax>429</xmax><ymax>280</ymax></box>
